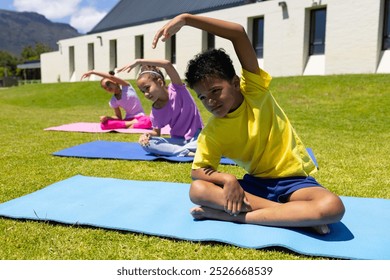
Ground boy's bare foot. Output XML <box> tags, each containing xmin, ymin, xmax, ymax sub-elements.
<box><xmin>190</xmin><ymin>206</ymin><xmax>216</xmax><ymax>220</ymax></box>
<box><xmin>190</xmin><ymin>206</ymin><xmax>244</xmax><ymax>222</ymax></box>
<box><xmin>191</xmin><ymin>207</ymin><xmax>331</xmax><ymax>235</ymax></box>
<box><xmin>311</xmin><ymin>224</ymin><xmax>330</xmax><ymax>235</ymax></box>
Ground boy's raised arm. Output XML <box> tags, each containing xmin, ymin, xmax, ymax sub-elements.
<box><xmin>153</xmin><ymin>13</ymin><xmax>259</xmax><ymax>74</ymax></box>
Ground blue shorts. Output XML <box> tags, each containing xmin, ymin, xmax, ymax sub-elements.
<box><xmin>238</xmin><ymin>174</ymin><xmax>323</xmax><ymax>203</ymax></box>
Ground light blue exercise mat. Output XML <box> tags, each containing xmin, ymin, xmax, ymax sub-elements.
<box><xmin>0</xmin><ymin>175</ymin><xmax>388</xmax><ymax>259</ymax></box>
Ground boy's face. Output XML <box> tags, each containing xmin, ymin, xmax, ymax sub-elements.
<box><xmin>193</xmin><ymin>76</ymin><xmax>242</xmax><ymax>118</ymax></box>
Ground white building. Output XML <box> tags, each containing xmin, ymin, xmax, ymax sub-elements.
<box><xmin>41</xmin><ymin>0</ymin><xmax>390</xmax><ymax>83</ymax></box>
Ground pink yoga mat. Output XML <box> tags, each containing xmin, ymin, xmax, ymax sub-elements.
<box><xmin>44</xmin><ymin>122</ymin><xmax>171</xmax><ymax>135</ymax></box>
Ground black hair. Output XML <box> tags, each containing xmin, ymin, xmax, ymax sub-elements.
<box><xmin>138</xmin><ymin>65</ymin><xmax>166</xmax><ymax>85</ymax></box>
<box><xmin>101</xmin><ymin>70</ymin><xmax>118</xmax><ymax>88</ymax></box>
<box><xmin>185</xmin><ymin>48</ymin><xmax>236</xmax><ymax>89</ymax></box>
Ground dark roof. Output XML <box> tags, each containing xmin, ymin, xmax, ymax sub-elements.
<box><xmin>88</xmin><ymin>0</ymin><xmax>255</xmax><ymax>34</ymax></box>
<box><xmin>17</xmin><ymin>60</ymin><xmax>41</xmax><ymax>69</ymax></box>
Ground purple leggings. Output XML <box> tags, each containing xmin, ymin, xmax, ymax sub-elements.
<box><xmin>100</xmin><ymin>115</ymin><xmax>152</xmax><ymax>130</ymax></box>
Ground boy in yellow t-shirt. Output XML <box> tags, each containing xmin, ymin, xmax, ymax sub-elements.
<box><xmin>153</xmin><ymin>14</ymin><xmax>345</xmax><ymax>234</ymax></box>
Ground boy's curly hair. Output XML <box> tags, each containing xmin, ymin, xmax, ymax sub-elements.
<box><xmin>185</xmin><ymin>48</ymin><xmax>236</xmax><ymax>89</ymax></box>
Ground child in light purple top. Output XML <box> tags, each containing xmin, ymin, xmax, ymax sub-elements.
<box><xmin>118</xmin><ymin>59</ymin><xmax>203</xmax><ymax>156</ymax></box>
<box><xmin>109</xmin><ymin>85</ymin><xmax>144</xmax><ymax>119</ymax></box>
<box><xmin>150</xmin><ymin>83</ymin><xmax>202</xmax><ymax>140</ymax></box>
<box><xmin>81</xmin><ymin>70</ymin><xmax>151</xmax><ymax>130</ymax></box>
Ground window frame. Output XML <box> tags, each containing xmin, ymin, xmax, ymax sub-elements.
<box><xmin>109</xmin><ymin>39</ymin><xmax>117</xmax><ymax>69</ymax></box>
<box><xmin>68</xmin><ymin>46</ymin><xmax>75</xmax><ymax>77</ymax></box>
<box><xmin>383</xmin><ymin>0</ymin><xmax>390</xmax><ymax>50</ymax></box>
<box><xmin>309</xmin><ymin>8</ymin><xmax>327</xmax><ymax>55</ymax></box>
<box><xmin>207</xmin><ymin>32</ymin><xmax>215</xmax><ymax>50</ymax></box>
<box><xmin>135</xmin><ymin>35</ymin><xmax>144</xmax><ymax>59</ymax></box>
<box><xmin>87</xmin><ymin>43</ymin><xmax>95</xmax><ymax>70</ymax></box>
<box><xmin>170</xmin><ymin>34</ymin><xmax>176</xmax><ymax>64</ymax></box>
<box><xmin>252</xmin><ymin>17</ymin><xmax>264</xmax><ymax>59</ymax></box>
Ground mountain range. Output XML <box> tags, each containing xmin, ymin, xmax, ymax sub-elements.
<box><xmin>0</xmin><ymin>9</ymin><xmax>81</xmax><ymax>56</ymax></box>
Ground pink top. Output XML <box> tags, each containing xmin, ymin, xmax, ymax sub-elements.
<box><xmin>109</xmin><ymin>85</ymin><xmax>145</xmax><ymax>119</ymax></box>
<box><xmin>150</xmin><ymin>83</ymin><xmax>203</xmax><ymax>140</ymax></box>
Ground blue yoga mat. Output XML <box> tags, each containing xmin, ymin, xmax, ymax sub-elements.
<box><xmin>53</xmin><ymin>140</ymin><xmax>235</xmax><ymax>165</ymax></box>
<box><xmin>52</xmin><ymin>140</ymin><xmax>319</xmax><ymax>167</ymax></box>
<box><xmin>0</xmin><ymin>175</ymin><xmax>388</xmax><ymax>259</ymax></box>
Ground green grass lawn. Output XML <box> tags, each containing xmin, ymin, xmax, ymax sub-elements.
<box><xmin>0</xmin><ymin>74</ymin><xmax>389</xmax><ymax>260</ymax></box>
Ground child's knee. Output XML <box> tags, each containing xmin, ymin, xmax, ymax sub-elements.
<box><xmin>189</xmin><ymin>180</ymin><xmax>208</xmax><ymax>204</ymax></box>
<box><xmin>331</xmin><ymin>195</ymin><xmax>345</xmax><ymax>221</ymax></box>
<box><xmin>318</xmin><ymin>194</ymin><xmax>345</xmax><ymax>223</ymax></box>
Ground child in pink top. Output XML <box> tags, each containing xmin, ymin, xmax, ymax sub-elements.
<box><xmin>118</xmin><ymin>59</ymin><xmax>203</xmax><ymax>156</ymax></box>
<box><xmin>81</xmin><ymin>70</ymin><xmax>151</xmax><ymax>130</ymax></box>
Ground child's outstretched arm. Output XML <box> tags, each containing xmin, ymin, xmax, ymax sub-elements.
<box><xmin>153</xmin><ymin>13</ymin><xmax>259</xmax><ymax>74</ymax></box>
<box><xmin>117</xmin><ymin>58</ymin><xmax>182</xmax><ymax>85</ymax></box>
<box><xmin>80</xmin><ymin>70</ymin><xmax>129</xmax><ymax>86</ymax></box>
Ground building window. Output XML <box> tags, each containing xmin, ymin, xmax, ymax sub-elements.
<box><xmin>383</xmin><ymin>0</ymin><xmax>390</xmax><ymax>50</ymax></box>
<box><xmin>252</xmin><ymin>17</ymin><xmax>264</xmax><ymax>58</ymax></box>
<box><xmin>88</xmin><ymin>43</ymin><xmax>94</xmax><ymax>70</ymax></box>
<box><xmin>309</xmin><ymin>8</ymin><xmax>327</xmax><ymax>55</ymax></box>
<box><xmin>202</xmin><ymin>32</ymin><xmax>215</xmax><ymax>51</ymax></box>
<box><xmin>109</xmin><ymin>39</ymin><xmax>117</xmax><ymax>70</ymax></box>
<box><xmin>166</xmin><ymin>35</ymin><xmax>176</xmax><ymax>64</ymax></box>
<box><xmin>207</xmin><ymin>32</ymin><xmax>215</xmax><ymax>50</ymax></box>
<box><xmin>170</xmin><ymin>34</ymin><xmax>176</xmax><ymax>64</ymax></box>
<box><xmin>135</xmin><ymin>35</ymin><xmax>144</xmax><ymax>59</ymax></box>
<box><xmin>69</xmin><ymin>46</ymin><xmax>75</xmax><ymax>76</ymax></box>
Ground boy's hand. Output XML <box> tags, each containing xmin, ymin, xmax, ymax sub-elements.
<box><xmin>223</xmin><ymin>177</ymin><xmax>249</xmax><ymax>216</ymax></box>
<box><xmin>152</xmin><ymin>14</ymin><xmax>187</xmax><ymax>49</ymax></box>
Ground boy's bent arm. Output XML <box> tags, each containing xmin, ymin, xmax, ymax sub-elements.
<box><xmin>191</xmin><ymin>167</ymin><xmax>248</xmax><ymax>215</ymax></box>
<box><xmin>153</xmin><ymin>13</ymin><xmax>259</xmax><ymax>74</ymax></box>
<box><xmin>191</xmin><ymin>167</ymin><xmax>236</xmax><ymax>186</ymax></box>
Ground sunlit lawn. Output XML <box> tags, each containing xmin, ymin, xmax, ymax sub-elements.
<box><xmin>0</xmin><ymin>73</ymin><xmax>389</xmax><ymax>259</ymax></box>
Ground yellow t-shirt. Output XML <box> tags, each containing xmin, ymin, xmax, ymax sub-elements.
<box><xmin>192</xmin><ymin>68</ymin><xmax>317</xmax><ymax>178</ymax></box>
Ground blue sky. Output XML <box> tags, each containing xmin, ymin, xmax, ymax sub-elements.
<box><xmin>1</xmin><ymin>0</ymin><xmax>119</xmax><ymax>33</ymax></box>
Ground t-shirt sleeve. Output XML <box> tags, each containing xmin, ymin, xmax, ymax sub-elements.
<box><xmin>240</xmin><ymin>68</ymin><xmax>272</xmax><ymax>97</ymax></box>
<box><xmin>170</xmin><ymin>82</ymin><xmax>187</xmax><ymax>92</ymax></box>
<box><xmin>191</xmin><ymin>131</ymin><xmax>222</xmax><ymax>171</ymax></box>
<box><xmin>124</xmin><ymin>85</ymin><xmax>137</xmax><ymax>100</ymax></box>
<box><xmin>108</xmin><ymin>96</ymin><xmax>118</xmax><ymax>108</ymax></box>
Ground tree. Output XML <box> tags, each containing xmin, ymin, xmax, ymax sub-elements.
<box><xmin>17</xmin><ymin>43</ymin><xmax>52</xmax><ymax>81</ymax></box>
<box><xmin>0</xmin><ymin>43</ymin><xmax>52</xmax><ymax>80</ymax></box>
<box><xmin>0</xmin><ymin>50</ymin><xmax>20</xmax><ymax>78</ymax></box>
<box><xmin>21</xmin><ymin>43</ymin><xmax>52</xmax><ymax>61</ymax></box>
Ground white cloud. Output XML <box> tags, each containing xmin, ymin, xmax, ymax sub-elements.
<box><xmin>70</xmin><ymin>6</ymin><xmax>107</xmax><ymax>34</ymax></box>
<box><xmin>13</xmin><ymin>0</ymin><xmax>108</xmax><ymax>33</ymax></box>
<box><xmin>13</xmin><ymin>0</ymin><xmax>82</xmax><ymax>20</ymax></box>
